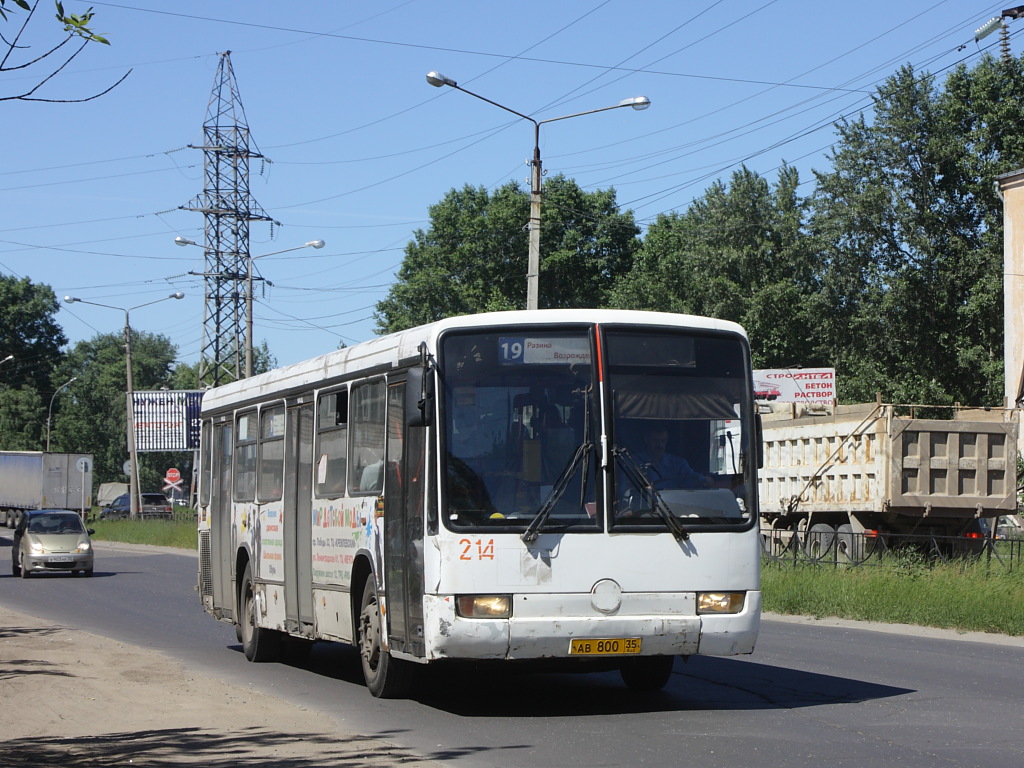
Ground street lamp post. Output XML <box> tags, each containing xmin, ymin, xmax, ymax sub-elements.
<box><xmin>64</xmin><ymin>292</ymin><xmax>185</xmax><ymax>519</ymax></box>
<box><xmin>426</xmin><ymin>71</ymin><xmax>650</xmax><ymax>310</ymax></box>
<box><xmin>176</xmin><ymin>237</ymin><xmax>325</xmax><ymax>378</ymax></box>
<box><xmin>46</xmin><ymin>376</ymin><xmax>76</xmax><ymax>452</ymax></box>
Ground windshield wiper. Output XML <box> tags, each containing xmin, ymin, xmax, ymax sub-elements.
<box><xmin>521</xmin><ymin>441</ymin><xmax>593</xmax><ymax>543</ymax></box>
<box><xmin>613</xmin><ymin>446</ymin><xmax>689</xmax><ymax>541</ymax></box>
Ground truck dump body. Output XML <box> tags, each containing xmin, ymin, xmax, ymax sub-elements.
<box><xmin>759</xmin><ymin>403</ymin><xmax>1017</xmax><ymax>536</ymax></box>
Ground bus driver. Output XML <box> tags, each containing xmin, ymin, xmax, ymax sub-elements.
<box><xmin>633</xmin><ymin>423</ymin><xmax>708</xmax><ymax>490</ymax></box>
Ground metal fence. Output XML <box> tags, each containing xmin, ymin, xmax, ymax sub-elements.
<box><xmin>761</xmin><ymin>527</ymin><xmax>1024</xmax><ymax>571</ymax></box>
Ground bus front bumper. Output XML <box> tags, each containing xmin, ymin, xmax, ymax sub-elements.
<box><xmin>420</xmin><ymin>591</ymin><xmax>760</xmax><ymax>661</ymax></box>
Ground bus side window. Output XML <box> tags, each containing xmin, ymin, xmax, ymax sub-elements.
<box><xmin>350</xmin><ymin>379</ymin><xmax>385</xmax><ymax>495</ymax></box>
<box><xmin>200</xmin><ymin>420</ymin><xmax>212</xmax><ymax>507</ymax></box>
<box><xmin>316</xmin><ymin>389</ymin><xmax>348</xmax><ymax>497</ymax></box>
<box><xmin>259</xmin><ymin>405</ymin><xmax>285</xmax><ymax>501</ymax></box>
<box><xmin>234</xmin><ymin>411</ymin><xmax>258</xmax><ymax>502</ymax></box>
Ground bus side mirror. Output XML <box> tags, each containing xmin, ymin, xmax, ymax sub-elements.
<box><xmin>406</xmin><ymin>366</ymin><xmax>435</xmax><ymax>428</ymax></box>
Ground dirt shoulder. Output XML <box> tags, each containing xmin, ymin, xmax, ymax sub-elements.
<box><xmin>0</xmin><ymin>603</ymin><xmax>443</xmax><ymax>767</ymax></box>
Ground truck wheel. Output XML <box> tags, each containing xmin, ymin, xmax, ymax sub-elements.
<box><xmin>836</xmin><ymin>524</ymin><xmax>860</xmax><ymax>563</ymax></box>
<box><xmin>620</xmin><ymin>656</ymin><xmax>675</xmax><ymax>691</ymax></box>
<box><xmin>240</xmin><ymin>563</ymin><xmax>281</xmax><ymax>662</ymax></box>
<box><xmin>804</xmin><ymin>523</ymin><xmax>835</xmax><ymax>560</ymax></box>
<box><xmin>357</xmin><ymin>578</ymin><xmax>412</xmax><ymax>698</ymax></box>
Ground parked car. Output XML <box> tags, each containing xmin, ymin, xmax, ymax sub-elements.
<box><xmin>100</xmin><ymin>492</ymin><xmax>173</xmax><ymax>520</ymax></box>
<box><xmin>12</xmin><ymin>509</ymin><xmax>94</xmax><ymax>577</ymax></box>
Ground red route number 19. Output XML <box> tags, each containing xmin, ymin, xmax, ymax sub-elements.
<box><xmin>459</xmin><ymin>538</ymin><xmax>495</xmax><ymax>560</ymax></box>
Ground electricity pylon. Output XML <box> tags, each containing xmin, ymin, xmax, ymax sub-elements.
<box><xmin>181</xmin><ymin>51</ymin><xmax>276</xmax><ymax>387</ymax></box>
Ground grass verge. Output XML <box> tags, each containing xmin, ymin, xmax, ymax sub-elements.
<box><xmin>762</xmin><ymin>556</ymin><xmax>1024</xmax><ymax>636</ymax></box>
<box><xmin>89</xmin><ymin>517</ymin><xmax>197</xmax><ymax>551</ymax></box>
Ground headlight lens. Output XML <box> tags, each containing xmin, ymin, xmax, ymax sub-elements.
<box><xmin>456</xmin><ymin>595</ymin><xmax>511</xmax><ymax>619</ymax></box>
<box><xmin>697</xmin><ymin>591</ymin><xmax>745</xmax><ymax>614</ymax></box>
<box><xmin>78</xmin><ymin>541</ymin><xmax>91</xmax><ymax>552</ymax></box>
<box><xmin>28</xmin><ymin>538</ymin><xmax>44</xmax><ymax>554</ymax></box>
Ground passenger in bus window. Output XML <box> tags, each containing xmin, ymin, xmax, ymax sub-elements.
<box><xmin>634</xmin><ymin>423</ymin><xmax>708</xmax><ymax>489</ymax></box>
<box><xmin>451</xmin><ymin>409</ymin><xmax>498</xmax><ymax>458</ymax></box>
<box><xmin>538</xmin><ymin>405</ymin><xmax>576</xmax><ymax>481</ymax></box>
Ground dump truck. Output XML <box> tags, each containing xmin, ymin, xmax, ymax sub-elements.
<box><xmin>757</xmin><ymin>401</ymin><xmax>1018</xmax><ymax>558</ymax></box>
<box><xmin>0</xmin><ymin>451</ymin><xmax>93</xmax><ymax>528</ymax></box>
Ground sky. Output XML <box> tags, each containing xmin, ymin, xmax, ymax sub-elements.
<box><xmin>0</xmin><ymin>0</ymin><xmax>1017</xmax><ymax>371</ymax></box>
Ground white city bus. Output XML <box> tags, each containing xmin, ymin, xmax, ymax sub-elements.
<box><xmin>197</xmin><ymin>309</ymin><xmax>761</xmax><ymax>697</ymax></box>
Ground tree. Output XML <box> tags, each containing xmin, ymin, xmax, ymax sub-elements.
<box><xmin>610</xmin><ymin>165</ymin><xmax>821</xmax><ymax>369</ymax></box>
<box><xmin>50</xmin><ymin>330</ymin><xmax>179</xmax><ymax>492</ymax></box>
<box><xmin>809</xmin><ymin>59</ymin><xmax>1024</xmax><ymax>404</ymax></box>
<box><xmin>375</xmin><ymin>176</ymin><xmax>641</xmax><ymax>333</ymax></box>
<box><xmin>1</xmin><ymin>0</ymin><xmax>129</xmax><ymax>104</ymax></box>
<box><xmin>0</xmin><ymin>275</ymin><xmax>66</xmax><ymax>450</ymax></box>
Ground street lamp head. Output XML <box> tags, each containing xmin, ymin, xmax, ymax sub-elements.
<box><xmin>426</xmin><ymin>71</ymin><xmax>457</xmax><ymax>88</ymax></box>
<box><xmin>169</xmin><ymin>292</ymin><xmax>185</xmax><ymax>300</ymax></box>
<box><xmin>174</xmin><ymin>236</ymin><xmax>198</xmax><ymax>247</ymax></box>
<box><xmin>621</xmin><ymin>96</ymin><xmax>651</xmax><ymax>111</ymax></box>
<box><xmin>307</xmin><ymin>240</ymin><xmax>326</xmax><ymax>249</ymax></box>
<box><xmin>64</xmin><ymin>296</ymin><xmax>79</xmax><ymax>304</ymax></box>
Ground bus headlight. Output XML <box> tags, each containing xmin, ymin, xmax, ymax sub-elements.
<box><xmin>456</xmin><ymin>595</ymin><xmax>511</xmax><ymax>619</ymax></box>
<box><xmin>697</xmin><ymin>592</ymin><xmax>745</xmax><ymax>614</ymax></box>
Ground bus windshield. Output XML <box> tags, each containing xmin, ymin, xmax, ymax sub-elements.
<box><xmin>440</xmin><ymin>325</ymin><xmax>755</xmax><ymax>534</ymax></box>
<box><xmin>605</xmin><ymin>329</ymin><xmax>753</xmax><ymax>531</ymax></box>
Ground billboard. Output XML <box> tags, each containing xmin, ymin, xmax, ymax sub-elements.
<box><xmin>753</xmin><ymin>368</ymin><xmax>836</xmax><ymax>402</ymax></box>
<box><xmin>131</xmin><ymin>390</ymin><xmax>204</xmax><ymax>452</ymax></box>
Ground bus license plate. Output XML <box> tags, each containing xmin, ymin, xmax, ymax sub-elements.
<box><xmin>569</xmin><ymin>638</ymin><xmax>642</xmax><ymax>655</ymax></box>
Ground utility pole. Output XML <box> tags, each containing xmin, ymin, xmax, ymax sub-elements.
<box><xmin>180</xmin><ymin>51</ymin><xmax>275</xmax><ymax>387</ymax></box>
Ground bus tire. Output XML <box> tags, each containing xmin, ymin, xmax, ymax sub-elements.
<box><xmin>358</xmin><ymin>578</ymin><xmax>412</xmax><ymax>698</ymax></box>
<box><xmin>240</xmin><ymin>563</ymin><xmax>281</xmax><ymax>662</ymax></box>
<box><xmin>619</xmin><ymin>655</ymin><xmax>675</xmax><ymax>691</ymax></box>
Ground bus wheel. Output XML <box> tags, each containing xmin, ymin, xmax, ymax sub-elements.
<box><xmin>240</xmin><ymin>564</ymin><xmax>281</xmax><ymax>662</ymax></box>
<box><xmin>619</xmin><ymin>656</ymin><xmax>675</xmax><ymax>691</ymax></box>
<box><xmin>358</xmin><ymin>579</ymin><xmax>412</xmax><ymax>698</ymax></box>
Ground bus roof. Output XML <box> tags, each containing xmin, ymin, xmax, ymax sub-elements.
<box><xmin>200</xmin><ymin>309</ymin><xmax>747</xmax><ymax>413</ymax></box>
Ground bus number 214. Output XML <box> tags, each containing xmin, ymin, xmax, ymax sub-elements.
<box><xmin>459</xmin><ymin>538</ymin><xmax>495</xmax><ymax>560</ymax></box>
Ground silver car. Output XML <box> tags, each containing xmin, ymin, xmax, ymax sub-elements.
<box><xmin>12</xmin><ymin>509</ymin><xmax>94</xmax><ymax>578</ymax></box>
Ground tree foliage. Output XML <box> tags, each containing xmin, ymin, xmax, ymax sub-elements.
<box><xmin>1</xmin><ymin>0</ymin><xmax>128</xmax><ymax>104</ymax></box>
<box><xmin>375</xmin><ymin>176</ymin><xmax>640</xmax><ymax>333</ymax></box>
<box><xmin>49</xmin><ymin>330</ymin><xmax>180</xmax><ymax>491</ymax></box>
<box><xmin>810</xmin><ymin>59</ymin><xmax>1024</xmax><ymax>404</ymax></box>
<box><xmin>610</xmin><ymin>165</ymin><xmax>820</xmax><ymax>369</ymax></box>
<box><xmin>0</xmin><ymin>275</ymin><xmax>66</xmax><ymax>449</ymax></box>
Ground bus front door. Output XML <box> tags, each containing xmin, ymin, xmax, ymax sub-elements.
<box><xmin>284</xmin><ymin>403</ymin><xmax>315</xmax><ymax>631</ymax></box>
<box><xmin>383</xmin><ymin>381</ymin><xmax>426</xmax><ymax>658</ymax></box>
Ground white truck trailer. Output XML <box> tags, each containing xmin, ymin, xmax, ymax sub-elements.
<box><xmin>0</xmin><ymin>451</ymin><xmax>94</xmax><ymax>527</ymax></box>
<box><xmin>758</xmin><ymin>401</ymin><xmax>1018</xmax><ymax>558</ymax></box>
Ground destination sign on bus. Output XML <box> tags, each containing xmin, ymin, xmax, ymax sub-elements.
<box><xmin>499</xmin><ymin>337</ymin><xmax>591</xmax><ymax>366</ymax></box>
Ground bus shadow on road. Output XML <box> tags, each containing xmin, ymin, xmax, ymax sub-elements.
<box><xmin>280</xmin><ymin>642</ymin><xmax>913</xmax><ymax>716</ymax></box>
<box><xmin>411</xmin><ymin>656</ymin><xmax>914</xmax><ymax>716</ymax></box>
